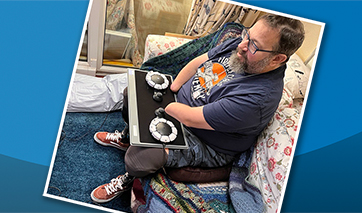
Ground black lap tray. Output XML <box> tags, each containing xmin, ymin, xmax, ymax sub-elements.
<box><xmin>127</xmin><ymin>69</ymin><xmax>188</xmax><ymax>149</ymax></box>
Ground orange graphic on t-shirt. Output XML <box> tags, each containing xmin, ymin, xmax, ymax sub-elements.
<box><xmin>198</xmin><ymin>63</ymin><xmax>226</xmax><ymax>89</ymax></box>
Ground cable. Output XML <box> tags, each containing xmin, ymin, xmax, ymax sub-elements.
<box><xmin>161</xmin><ymin>142</ymin><xmax>168</xmax><ymax>175</ymax></box>
<box><xmin>47</xmin><ymin>186</ymin><xmax>62</xmax><ymax>196</ymax></box>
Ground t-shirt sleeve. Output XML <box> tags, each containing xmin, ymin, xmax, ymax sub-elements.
<box><xmin>203</xmin><ymin>95</ymin><xmax>261</xmax><ymax>133</ymax></box>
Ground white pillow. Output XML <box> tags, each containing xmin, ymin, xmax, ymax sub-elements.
<box><xmin>284</xmin><ymin>54</ymin><xmax>311</xmax><ymax>99</ymax></box>
<box><xmin>143</xmin><ymin>35</ymin><xmax>192</xmax><ymax>62</ymax></box>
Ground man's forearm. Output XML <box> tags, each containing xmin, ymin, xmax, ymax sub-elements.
<box><xmin>165</xmin><ymin>102</ymin><xmax>214</xmax><ymax>130</ymax></box>
<box><xmin>170</xmin><ymin>53</ymin><xmax>209</xmax><ymax>92</ymax></box>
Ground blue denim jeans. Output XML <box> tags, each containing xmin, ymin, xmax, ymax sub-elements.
<box><xmin>165</xmin><ymin>128</ymin><xmax>235</xmax><ymax>168</ymax></box>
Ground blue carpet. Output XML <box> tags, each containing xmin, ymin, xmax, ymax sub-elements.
<box><xmin>46</xmin><ymin>111</ymin><xmax>131</xmax><ymax>212</ymax></box>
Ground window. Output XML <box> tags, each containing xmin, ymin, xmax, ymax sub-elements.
<box><xmin>77</xmin><ymin>0</ymin><xmax>193</xmax><ymax>76</ymax></box>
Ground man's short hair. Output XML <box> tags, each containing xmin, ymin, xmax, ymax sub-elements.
<box><xmin>259</xmin><ymin>14</ymin><xmax>305</xmax><ymax>61</ymax></box>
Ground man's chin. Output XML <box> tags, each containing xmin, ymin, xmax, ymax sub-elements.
<box><xmin>229</xmin><ymin>51</ymin><xmax>247</xmax><ymax>74</ymax></box>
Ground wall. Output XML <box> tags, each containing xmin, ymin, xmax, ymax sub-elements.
<box><xmin>296</xmin><ymin>20</ymin><xmax>322</xmax><ymax>62</ymax></box>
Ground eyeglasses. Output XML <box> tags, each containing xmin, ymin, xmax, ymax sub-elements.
<box><xmin>241</xmin><ymin>28</ymin><xmax>283</xmax><ymax>55</ymax></box>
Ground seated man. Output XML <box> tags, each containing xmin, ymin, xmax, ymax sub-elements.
<box><xmin>90</xmin><ymin>14</ymin><xmax>305</xmax><ymax>203</ymax></box>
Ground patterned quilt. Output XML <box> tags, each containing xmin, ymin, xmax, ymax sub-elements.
<box><xmin>135</xmin><ymin>174</ymin><xmax>233</xmax><ymax>212</ymax></box>
<box><xmin>132</xmin><ymin>147</ymin><xmax>262</xmax><ymax>213</ymax></box>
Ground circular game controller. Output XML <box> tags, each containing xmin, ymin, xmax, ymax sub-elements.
<box><xmin>149</xmin><ymin>108</ymin><xmax>178</xmax><ymax>143</ymax></box>
<box><xmin>145</xmin><ymin>71</ymin><xmax>170</xmax><ymax>102</ymax></box>
<box><xmin>146</xmin><ymin>71</ymin><xmax>169</xmax><ymax>90</ymax></box>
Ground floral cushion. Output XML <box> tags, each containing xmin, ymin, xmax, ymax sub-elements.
<box><xmin>143</xmin><ymin>35</ymin><xmax>192</xmax><ymax>62</ymax></box>
<box><xmin>248</xmin><ymin>89</ymin><xmax>301</xmax><ymax>213</ymax></box>
<box><xmin>284</xmin><ymin>54</ymin><xmax>311</xmax><ymax>99</ymax></box>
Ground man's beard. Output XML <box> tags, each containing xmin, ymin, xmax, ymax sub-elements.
<box><xmin>229</xmin><ymin>47</ymin><xmax>272</xmax><ymax>75</ymax></box>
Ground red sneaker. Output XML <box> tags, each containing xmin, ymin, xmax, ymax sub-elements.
<box><xmin>91</xmin><ymin>172</ymin><xmax>135</xmax><ymax>203</ymax></box>
<box><xmin>94</xmin><ymin>130</ymin><xmax>129</xmax><ymax>151</ymax></box>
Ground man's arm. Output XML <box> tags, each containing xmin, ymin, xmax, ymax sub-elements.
<box><xmin>165</xmin><ymin>102</ymin><xmax>214</xmax><ymax>130</ymax></box>
<box><xmin>170</xmin><ymin>53</ymin><xmax>209</xmax><ymax>93</ymax></box>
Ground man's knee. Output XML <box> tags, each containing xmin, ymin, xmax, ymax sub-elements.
<box><xmin>125</xmin><ymin>146</ymin><xmax>168</xmax><ymax>177</ymax></box>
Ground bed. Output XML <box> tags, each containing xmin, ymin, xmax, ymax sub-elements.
<box><xmin>130</xmin><ymin>22</ymin><xmax>312</xmax><ymax>213</ymax></box>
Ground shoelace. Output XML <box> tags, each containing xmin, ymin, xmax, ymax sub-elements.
<box><xmin>104</xmin><ymin>174</ymin><xmax>128</xmax><ymax>195</ymax></box>
<box><xmin>105</xmin><ymin>130</ymin><xmax>122</xmax><ymax>143</ymax></box>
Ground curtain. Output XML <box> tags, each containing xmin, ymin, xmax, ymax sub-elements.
<box><xmin>106</xmin><ymin>0</ymin><xmax>143</xmax><ymax>67</ymax></box>
<box><xmin>106</xmin><ymin>0</ymin><xmax>193</xmax><ymax>67</ymax></box>
<box><xmin>184</xmin><ymin>0</ymin><xmax>260</xmax><ymax>37</ymax></box>
<box><xmin>133</xmin><ymin>0</ymin><xmax>192</xmax><ymax>61</ymax></box>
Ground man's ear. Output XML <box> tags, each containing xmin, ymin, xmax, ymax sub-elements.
<box><xmin>271</xmin><ymin>54</ymin><xmax>288</xmax><ymax>66</ymax></box>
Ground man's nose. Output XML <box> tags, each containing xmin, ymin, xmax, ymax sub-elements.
<box><xmin>238</xmin><ymin>39</ymin><xmax>248</xmax><ymax>52</ymax></box>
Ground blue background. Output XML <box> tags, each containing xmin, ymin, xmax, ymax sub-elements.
<box><xmin>0</xmin><ymin>0</ymin><xmax>361</xmax><ymax>212</ymax></box>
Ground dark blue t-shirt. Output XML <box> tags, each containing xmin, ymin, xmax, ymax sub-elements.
<box><xmin>177</xmin><ymin>37</ymin><xmax>286</xmax><ymax>156</ymax></box>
